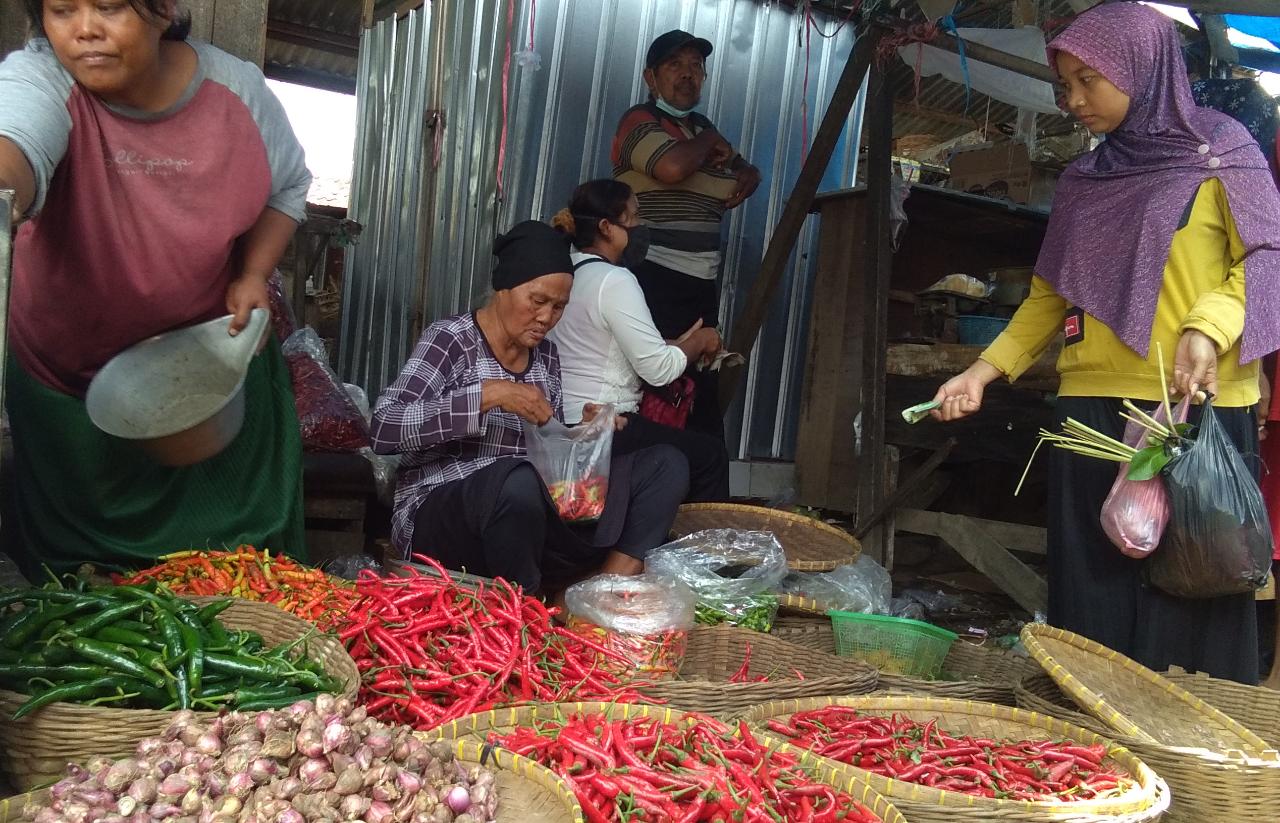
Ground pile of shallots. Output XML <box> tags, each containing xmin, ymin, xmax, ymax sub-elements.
<box><xmin>23</xmin><ymin>695</ymin><xmax>497</xmax><ymax>823</ymax></box>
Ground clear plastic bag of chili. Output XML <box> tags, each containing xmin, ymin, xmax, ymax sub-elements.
<box><xmin>524</xmin><ymin>405</ymin><xmax>615</xmax><ymax>522</ymax></box>
<box><xmin>565</xmin><ymin>573</ymin><xmax>695</xmax><ymax>681</ymax></box>
<box><xmin>282</xmin><ymin>327</ymin><xmax>371</xmax><ymax>453</ymax></box>
<box><xmin>266</xmin><ymin>270</ymin><xmax>299</xmax><ymax>343</ymax></box>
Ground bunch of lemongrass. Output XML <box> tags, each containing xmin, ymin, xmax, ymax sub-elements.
<box><xmin>1016</xmin><ymin>344</ymin><xmax>1181</xmax><ymax>496</ymax></box>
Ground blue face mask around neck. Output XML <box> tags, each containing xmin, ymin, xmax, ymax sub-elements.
<box><xmin>654</xmin><ymin>96</ymin><xmax>695</xmax><ymax>119</ymax></box>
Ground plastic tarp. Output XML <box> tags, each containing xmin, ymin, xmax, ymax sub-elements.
<box><xmin>1225</xmin><ymin>15</ymin><xmax>1280</xmax><ymax>51</ymax></box>
<box><xmin>897</xmin><ymin>26</ymin><xmax>1060</xmax><ymax>115</ymax></box>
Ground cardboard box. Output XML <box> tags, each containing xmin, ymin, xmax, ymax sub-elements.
<box><xmin>948</xmin><ymin>141</ymin><xmax>1059</xmax><ymax>210</ymax></box>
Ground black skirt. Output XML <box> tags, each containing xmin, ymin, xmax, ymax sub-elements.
<box><xmin>1047</xmin><ymin>397</ymin><xmax>1260</xmax><ymax>684</ymax></box>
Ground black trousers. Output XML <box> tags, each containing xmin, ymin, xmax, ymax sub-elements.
<box><xmin>614</xmin><ymin>413</ymin><xmax>730</xmax><ymax>502</ymax></box>
<box><xmin>412</xmin><ymin>447</ymin><xmax>689</xmax><ymax>593</ymax></box>
<box><xmin>1048</xmin><ymin>397</ymin><xmax>1260</xmax><ymax>684</ymax></box>
<box><xmin>632</xmin><ymin>258</ymin><xmax>727</xmax><ymax>441</ymax></box>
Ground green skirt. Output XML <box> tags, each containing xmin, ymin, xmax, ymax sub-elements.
<box><xmin>5</xmin><ymin>337</ymin><xmax>306</xmax><ymax>578</ymax></box>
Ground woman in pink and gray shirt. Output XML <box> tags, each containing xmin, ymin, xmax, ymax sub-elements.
<box><xmin>0</xmin><ymin>0</ymin><xmax>311</xmax><ymax>576</ymax></box>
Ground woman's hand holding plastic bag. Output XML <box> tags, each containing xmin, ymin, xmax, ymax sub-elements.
<box><xmin>525</xmin><ymin>404</ymin><xmax>617</xmax><ymax>522</ymax></box>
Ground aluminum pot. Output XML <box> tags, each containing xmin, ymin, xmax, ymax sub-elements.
<box><xmin>86</xmin><ymin>309</ymin><xmax>269</xmax><ymax>466</ymax></box>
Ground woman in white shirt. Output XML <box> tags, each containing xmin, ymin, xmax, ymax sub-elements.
<box><xmin>550</xmin><ymin>180</ymin><xmax>729</xmax><ymax>501</ymax></box>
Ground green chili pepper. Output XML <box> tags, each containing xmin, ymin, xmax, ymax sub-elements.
<box><xmin>66</xmin><ymin>638</ymin><xmax>165</xmax><ymax>689</ymax></box>
<box><xmin>203</xmin><ymin>652</ymin><xmax>287</xmax><ymax>682</ymax></box>
<box><xmin>62</xmin><ymin>601</ymin><xmax>145</xmax><ymax>638</ymax></box>
<box><xmin>235</xmin><ymin>691</ymin><xmax>320</xmax><ymax>711</ymax></box>
<box><xmin>0</xmin><ymin>663</ymin><xmax>110</xmax><ymax>687</ymax></box>
<box><xmin>178</xmin><ymin>620</ymin><xmax>203</xmax><ymax>696</ymax></box>
<box><xmin>94</xmin><ymin>626</ymin><xmax>163</xmax><ymax>651</ymax></box>
<box><xmin>196</xmin><ymin>600</ymin><xmax>235</xmax><ymax>625</ymax></box>
<box><xmin>12</xmin><ymin>677</ymin><xmax>124</xmax><ymax>719</ymax></box>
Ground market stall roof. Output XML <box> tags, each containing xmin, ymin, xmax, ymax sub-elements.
<box><xmin>265</xmin><ymin>0</ymin><xmax>370</xmax><ymax>93</ymax></box>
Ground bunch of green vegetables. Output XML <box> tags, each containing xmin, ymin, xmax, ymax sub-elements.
<box><xmin>0</xmin><ymin>581</ymin><xmax>343</xmax><ymax>718</ymax></box>
<box><xmin>693</xmin><ymin>594</ymin><xmax>778</xmax><ymax>632</ymax></box>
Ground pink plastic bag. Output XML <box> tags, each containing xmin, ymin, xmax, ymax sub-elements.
<box><xmin>1100</xmin><ymin>397</ymin><xmax>1188</xmax><ymax>558</ymax></box>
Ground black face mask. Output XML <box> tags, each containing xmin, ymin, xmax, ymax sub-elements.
<box><xmin>619</xmin><ymin>225</ymin><xmax>651</xmax><ymax>270</ymax></box>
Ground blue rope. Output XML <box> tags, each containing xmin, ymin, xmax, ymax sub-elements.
<box><xmin>942</xmin><ymin>14</ymin><xmax>972</xmax><ymax>114</ymax></box>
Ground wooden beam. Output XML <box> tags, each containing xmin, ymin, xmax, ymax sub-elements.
<box><xmin>896</xmin><ymin>509</ymin><xmax>1048</xmax><ymax>614</ymax></box>
<box><xmin>898</xmin><ymin>509</ymin><xmax>1046</xmax><ymax>555</ymax></box>
<box><xmin>855</xmin><ymin>439</ymin><xmax>957</xmax><ymax>539</ymax></box>
<box><xmin>267</xmin><ymin>20</ymin><xmax>360</xmax><ymax>59</ymax></box>
<box><xmin>1164</xmin><ymin>0</ymin><xmax>1280</xmax><ymax>15</ymax></box>
<box><xmin>187</xmin><ymin>0</ymin><xmax>268</xmax><ymax>67</ymax></box>
<box><xmin>855</xmin><ymin>64</ymin><xmax>896</xmax><ymax>562</ymax></box>
<box><xmin>721</xmin><ymin>27</ymin><xmax>882</xmax><ymax>408</ymax></box>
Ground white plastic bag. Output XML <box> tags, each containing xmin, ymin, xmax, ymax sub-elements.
<box><xmin>525</xmin><ymin>405</ymin><xmax>615</xmax><ymax>522</ymax></box>
<box><xmin>778</xmin><ymin>556</ymin><xmax>892</xmax><ymax>615</ymax></box>
<box><xmin>565</xmin><ymin>574</ymin><xmax>696</xmax><ymax>680</ymax></box>
<box><xmin>646</xmin><ymin>529</ymin><xmax>788</xmax><ymax>631</ymax></box>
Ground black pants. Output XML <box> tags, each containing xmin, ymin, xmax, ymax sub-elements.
<box><xmin>632</xmin><ymin>258</ymin><xmax>727</xmax><ymax>441</ymax></box>
<box><xmin>1048</xmin><ymin>397</ymin><xmax>1260</xmax><ymax>684</ymax></box>
<box><xmin>412</xmin><ymin>447</ymin><xmax>689</xmax><ymax>593</ymax></box>
<box><xmin>614</xmin><ymin>413</ymin><xmax>730</xmax><ymax>502</ymax></box>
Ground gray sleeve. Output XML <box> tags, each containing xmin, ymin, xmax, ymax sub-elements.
<box><xmin>0</xmin><ymin>43</ymin><xmax>74</xmax><ymax>217</ymax></box>
<box><xmin>193</xmin><ymin>42</ymin><xmax>312</xmax><ymax>223</ymax></box>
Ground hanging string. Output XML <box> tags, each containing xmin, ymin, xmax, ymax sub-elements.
<box><xmin>496</xmin><ymin>0</ymin><xmax>516</xmax><ymax>202</ymax></box>
<box><xmin>941</xmin><ymin>14</ymin><xmax>972</xmax><ymax>113</ymax></box>
<box><xmin>800</xmin><ymin>0</ymin><xmax>863</xmax><ymax>160</ymax></box>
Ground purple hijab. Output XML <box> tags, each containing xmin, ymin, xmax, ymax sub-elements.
<box><xmin>1038</xmin><ymin>1</ymin><xmax>1280</xmax><ymax>364</ymax></box>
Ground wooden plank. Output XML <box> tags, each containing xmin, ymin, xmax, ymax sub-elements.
<box><xmin>855</xmin><ymin>439</ymin><xmax>956</xmax><ymax>540</ymax></box>
<box><xmin>887</xmin><ymin>342</ymin><xmax>1062</xmax><ymax>392</ymax></box>
<box><xmin>795</xmin><ymin>198</ymin><xmax>865</xmax><ymax>511</ymax></box>
<box><xmin>1</xmin><ymin>3</ymin><xmax>28</xmax><ymax>57</ymax></box>
<box><xmin>855</xmin><ymin>65</ymin><xmax>895</xmax><ymax>543</ymax></box>
<box><xmin>898</xmin><ymin>508</ymin><xmax>1046</xmax><ymax>554</ymax></box>
<box><xmin>896</xmin><ymin>509</ymin><xmax>1048</xmax><ymax>614</ymax></box>
<box><xmin>721</xmin><ymin>28</ymin><xmax>881</xmax><ymax>409</ymax></box>
<box><xmin>212</xmin><ymin>0</ymin><xmax>268</xmax><ymax>67</ymax></box>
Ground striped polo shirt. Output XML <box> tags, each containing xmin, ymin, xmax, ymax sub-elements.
<box><xmin>611</xmin><ymin>102</ymin><xmax>738</xmax><ymax>280</ymax></box>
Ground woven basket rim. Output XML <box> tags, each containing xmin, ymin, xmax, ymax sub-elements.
<box><xmin>1015</xmin><ymin>670</ymin><xmax>1280</xmax><ymax>768</ymax></box>
<box><xmin>452</xmin><ymin>738</ymin><xmax>585</xmax><ymax>823</ymax></box>
<box><xmin>743</xmin><ymin>694</ymin><xmax>1167</xmax><ymax>817</ymax></box>
<box><xmin>672</xmin><ymin>503</ymin><xmax>861</xmax><ymax>571</ymax></box>
<box><xmin>1021</xmin><ymin>623</ymin><xmax>1274</xmax><ymax>755</ymax></box>
<box><xmin>433</xmin><ymin>702</ymin><xmax>909</xmax><ymax>823</ymax></box>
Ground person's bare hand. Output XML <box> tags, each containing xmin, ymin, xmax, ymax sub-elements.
<box><xmin>707</xmin><ymin>137</ymin><xmax>734</xmax><ymax>169</ymax></box>
<box><xmin>930</xmin><ymin>360</ymin><xmax>1003</xmax><ymax>422</ymax></box>
<box><xmin>724</xmin><ymin>163</ymin><xmax>761</xmax><ymax>209</ymax></box>
<box><xmin>582</xmin><ymin>403</ymin><xmax>628</xmax><ymax>431</ymax></box>
<box><xmin>483</xmin><ymin>380</ymin><xmax>553</xmax><ymax>425</ymax></box>
<box><xmin>693</xmin><ymin>327</ymin><xmax>722</xmax><ymax>360</ymax></box>
<box><xmin>1173</xmin><ymin>329</ymin><xmax>1219</xmax><ymax>398</ymax></box>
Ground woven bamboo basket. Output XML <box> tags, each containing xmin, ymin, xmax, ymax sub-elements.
<box><xmin>0</xmin><ymin>597</ymin><xmax>359</xmax><ymax>791</ymax></box>
<box><xmin>771</xmin><ymin>617</ymin><xmax>1031</xmax><ymax>704</ymax></box>
<box><xmin>745</xmin><ymin>695</ymin><xmax>1170</xmax><ymax>823</ymax></box>
<box><xmin>1020</xmin><ymin>624</ymin><xmax>1274</xmax><ymax>752</ymax></box>
<box><xmin>0</xmin><ymin>743</ymin><xmax>580</xmax><ymax>823</ymax></box>
<box><xmin>426</xmin><ymin>702</ymin><xmax>910</xmax><ymax>823</ymax></box>
<box><xmin>671</xmin><ymin>503</ymin><xmax>861</xmax><ymax>571</ymax></box>
<box><xmin>637</xmin><ymin>624</ymin><xmax>878</xmax><ymax>718</ymax></box>
<box><xmin>1016</xmin><ymin>670</ymin><xmax>1280</xmax><ymax>823</ymax></box>
<box><xmin>1163</xmin><ymin>669</ymin><xmax>1280</xmax><ymax>748</ymax></box>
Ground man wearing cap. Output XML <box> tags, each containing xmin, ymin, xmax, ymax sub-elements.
<box><xmin>612</xmin><ymin>29</ymin><xmax>762</xmax><ymax>440</ymax></box>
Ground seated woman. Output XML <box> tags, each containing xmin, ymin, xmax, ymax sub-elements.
<box><xmin>549</xmin><ymin>180</ymin><xmax>730</xmax><ymax>501</ymax></box>
<box><xmin>371</xmin><ymin>220</ymin><xmax>690</xmax><ymax>593</ymax></box>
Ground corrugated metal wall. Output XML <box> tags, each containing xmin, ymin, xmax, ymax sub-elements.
<box><xmin>340</xmin><ymin>0</ymin><xmax>866</xmax><ymax>460</ymax></box>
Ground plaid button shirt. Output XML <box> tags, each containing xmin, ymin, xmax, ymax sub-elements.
<box><xmin>370</xmin><ymin>313</ymin><xmax>563</xmax><ymax>554</ymax></box>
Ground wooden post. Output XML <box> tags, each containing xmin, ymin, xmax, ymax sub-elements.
<box><xmin>1</xmin><ymin>2</ymin><xmax>28</xmax><ymax>58</ymax></box>
<box><xmin>855</xmin><ymin>65</ymin><xmax>895</xmax><ymax>564</ymax></box>
<box><xmin>186</xmin><ymin>0</ymin><xmax>268</xmax><ymax>67</ymax></box>
<box><xmin>720</xmin><ymin>27</ymin><xmax>883</xmax><ymax>409</ymax></box>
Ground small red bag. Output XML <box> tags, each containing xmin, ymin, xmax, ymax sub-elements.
<box><xmin>638</xmin><ymin>376</ymin><xmax>696</xmax><ymax>430</ymax></box>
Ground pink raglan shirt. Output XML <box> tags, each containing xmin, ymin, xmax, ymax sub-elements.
<box><xmin>0</xmin><ymin>39</ymin><xmax>311</xmax><ymax>396</ymax></box>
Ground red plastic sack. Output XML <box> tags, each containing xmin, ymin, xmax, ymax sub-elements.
<box><xmin>525</xmin><ymin>405</ymin><xmax>615</xmax><ymax>522</ymax></box>
<box><xmin>282</xmin><ymin>328</ymin><xmax>371</xmax><ymax>453</ymax></box>
<box><xmin>1100</xmin><ymin>397</ymin><xmax>1188</xmax><ymax>558</ymax></box>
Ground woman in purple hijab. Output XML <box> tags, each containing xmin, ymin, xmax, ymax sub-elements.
<box><xmin>932</xmin><ymin>1</ymin><xmax>1280</xmax><ymax>684</ymax></box>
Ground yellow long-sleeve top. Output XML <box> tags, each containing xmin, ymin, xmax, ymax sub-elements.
<box><xmin>981</xmin><ymin>177</ymin><xmax>1260</xmax><ymax>408</ymax></box>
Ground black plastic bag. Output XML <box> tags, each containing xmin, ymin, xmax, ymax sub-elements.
<box><xmin>1147</xmin><ymin>399</ymin><xmax>1273</xmax><ymax>598</ymax></box>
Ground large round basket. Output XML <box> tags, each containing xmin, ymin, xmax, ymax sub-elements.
<box><xmin>1016</xmin><ymin>670</ymin><xmax>1280</xmax><ymax>823</ymax></box>
<box><xmin>0</xmin><ymin>596</ymin><xmax>359</xmax><ymax>791</ymax></box>
<box><xmin>0</xmin><ymin>742</ymin><xmax>580</xmax><ymax>823</ymax></box>
<box><xmin>1020</xmin><ymin>623</ymin><xmax>1273</xmax><ymax>753</ymax></box>
<box><xmin>1163</xmin><ymin>668</ymin><xmax>1280</xmax><ymax>748</ymax></box>
<box><xmin>427</xmin><ymin>702</ymin><xmax>910</xmax><ymax>823</ymax></box>
<box><xmin>638</xmin><ymin>624</ymin><xmax>878</xmax><ymax>718</ymax></box>
<box><xmin>671</xmin><ymin>503</ymin><xmax>860</xmax><ymax>571</ymax></box>
<box><xmin>771</xmin><ymin>616</ymin><xmax>1032</xmax><ymax>704</ymax></box>
<box><xmin>744</xmin><ymin>695</ymin><xmax>1169</xmax><ymax>823</ymax></box>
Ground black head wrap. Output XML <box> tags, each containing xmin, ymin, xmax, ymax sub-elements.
<box><xmin>492</xmin><ymin>221</ymin><xmax>573</xmax><ymax>291</ymax></box>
